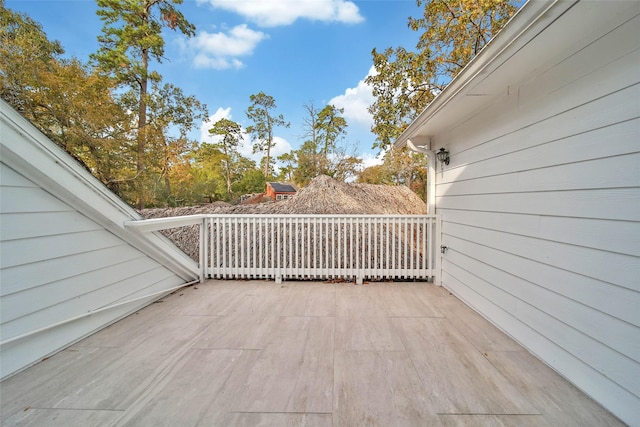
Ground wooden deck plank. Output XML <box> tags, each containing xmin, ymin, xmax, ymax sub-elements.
<box><xmin>0</xmin><ymin>280</ymin><xmax>625</xmax><ymax>426</ymax></box>
<box><xmin>392</xmin><ymin>317</ymin><xmax>539</xmax><ymax>415</ymax></box>
<box><xmin>280</xmin><ymin>282</ymin><xmax>336</xmax><ymax>317</ymax></box>
<box><xmin>377</xmin><ymin>284</ymin><xmax>445</xmax><ymax>318</ymax></box>
<box><xmin>226</xmin><ymin>316</ymin><xmax>335</xmax><ymax>413</ymax></box>
<box><xmin>485</xmin><ymin>350</ymin><xmax>626</xmax><ymax>426</ymax></box>
<box><xmin>335</xmin><ymin>316</ymin><xmax>405</xmax><ymax>351</ymax></box>
<box><xmin>438</xmin><ymin>414</ymin><xmax>549</xmax><ymax>426</ymax></box>
<box><xmin>114</xmin><ymin>349</ymin><xmax>253</xmax><ymax>426</ymax></box>
<box><xmin>192</xmin><ymin>314</ymin><xmax>281</xmax><ymax>350</ymax></box>
<box><xmin>333</xmin><ymin>350</ymin><xmax>437</xmax><ymax>426</ymax></box>
<box><xmin>437</xmin><ymin>296</ymin><xmax>523</xmax><ymax>352</ymax></box>
<box><xmin>1</xmin><ymin>408</ymin><xmax>123</xmax><ymax>426</ymax></box>
<box><xmin>335</xmin><ymin>284</ymin><xmax>388</xmax><ymax>317</ymax></box>
<box><xmin>218</xmin><ymin>413</ymin><xmax>332</xmax><ymax>427</ymax></box>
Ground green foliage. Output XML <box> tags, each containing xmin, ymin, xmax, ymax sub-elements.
<box><xmin>92</xmin><ymin>0</ymin><xmax>196</xmax><ymax>208</ymax></box>
<box><xmin>1</xmin><ymin>5</ymin><xmax>134</xmax><ymax>193</ymax></box>
<box><xmin>208</xmin><ymin>118</ymin><xmax>244</xmax><ymax>199</ymax></box>
<box><xmin>357</xmin><ymin>148</ymin><xmax>427</xmax><ymax>200</ymax></box>
<box><xmin>315</xmin><ymin>104</ymin><xmax>348</xmax><ymax>174</ymax></box>
<box><xmin>91</xmin><ymin>0</ymin><xmax>194</xmax><ymax>88</ymax></box>
<box><xmin>284</xmin><ymin>102</ymin><xmax>358</xmax><ymax>186</ymax></box>
<box><xmin>276</xmin><ymin>152</ymin><xmax>295</xmax><ymax>182</ymax></box>
<box><xmin>232</xmin><ymin>168</ymin><xmax>266</xmax><ymax>197</ymax></box>
<box><xmin>246</xmin><ymin>92</ymin><xmax>289</xmax><ymax>179</ymax></box>
<box><xmin>0</xmin><ymin>5</ymin><xmax>63</xmax><ymax>109</ymax></box>
<box><xmin>367</xmin><ymin>0</ymin><xmax>520</xmax><ymax>152</ymax></box>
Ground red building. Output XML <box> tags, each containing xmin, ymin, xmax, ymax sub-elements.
<box><xmin>265</xmin><ymin>182</ymin><xmax>297</xmax><ymax>201</ymax></box>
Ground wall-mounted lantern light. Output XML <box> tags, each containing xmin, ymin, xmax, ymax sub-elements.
<box><xmin>436</xmin><ymin>147</ymin><xmax>450</xmax><ymax>165</ymax></box>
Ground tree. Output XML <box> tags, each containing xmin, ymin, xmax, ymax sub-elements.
<box><xmin>276</xmin><ymin>152</ymin><xmax>295</xmax><ymax>182</ymax></box>
<box><xmin>91</xmin><ymin>0</ymin><xmax>195</xmax><ymax>207</ymax></box>
<box><xmin>367</xmin><ymin>0</ymin><xmax>520</xmax><ymax>151</ymax></box>
<box><xmin>208</xmin><ymin>118</ymin><xmax>243</xmax><ymax>199</ymax></box>
<box><xmin>1</xmin><ymin>5</ymin><xmax>133</xmax><ymax>195</ymax></box>
<box><xmin>357</xmin><ymin>148</ymin><xmax>427</xmax><ymax>200</ymax></box>
<box><xmin>245</xmin><ymin>92</ymin><xmax>289</xmax><ymax>179</ymax></box>
<box><xmin>315</xmin><ymin>104</ymin><xmax>347</xmax><ymax>175</ymax></box>
<box><xmin>0</xmin><ymin>4</ymin><xmax>63</xmax><ymax>112</ymax></box>
<box><xmin>144</xmin><ymin>82</ymin><xmax>207</xmax><ymax>205</ymax></box>
<box><xmin>333</xmin><ymin>156</ymin><xmax>362</xmax><ymax>182</ymax></box>
<box><xmin>291</xmin><ymin>140</ymin><xmax>320</xmax><ymax>186</ymax></box>
<box><xmin>190</xmin><ymin>143</ymin><xmax>228</xmax><ymax>202</ymax></box>
<box><xmin>232</xmin><ymin>167</ymin><xmax>266</xmax><ymax>197</ymax></box>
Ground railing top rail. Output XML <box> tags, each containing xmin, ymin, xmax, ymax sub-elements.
<box><xmin>124</xmin><ymin>214</ymin><xmax>206</xmax><ymax>232</ymax></box>
<box><xmin>125</xmin><ymin>213</ymin><xmax>438</xmax><ymax>233</ymax></box>
<box><xmin>202</xmin><ymin>213</ymin><xmax>436</xmax><ymax>219</ymax></box>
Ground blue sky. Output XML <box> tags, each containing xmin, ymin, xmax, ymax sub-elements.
<box><xmin>7</xmin><ymin>0</ymin><xmax>424</xmax><ymax>170</ymax></box>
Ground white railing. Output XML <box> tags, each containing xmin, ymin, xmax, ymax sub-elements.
<box><xmin>126</xmin><ymin>214</ymin><xmax>439</xmax><ymax>284</ymax></box>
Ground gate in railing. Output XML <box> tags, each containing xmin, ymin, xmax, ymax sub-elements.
<box><xmin>203</xmin><ymin>214</ymin><xmax>437</xmax><ymax>283</ymax></box>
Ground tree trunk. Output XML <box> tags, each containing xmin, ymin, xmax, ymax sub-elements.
<box><xmin>136</xmin><ymin>48</ymin><xmax>149</xmax><ymax>209</ymax></box>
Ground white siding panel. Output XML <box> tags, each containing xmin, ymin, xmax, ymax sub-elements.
<box><xmin>444</xmin><ymin>55</ymin><xmax>640</xmax><ymax>162</ymax></box>
<box><xmin>444</xmin><ymin>232</ymin><xmax>640</xmax><ymax>333</ymax></box>
<box><xmin>443</xmin><ymin>255</ymin><xmax>640</xmax><ymax>393</ymax></box>
<box><xmin>0</xmin><ymin>244</ymin><xmax>142</xmax><ymax>296</ymax></box>
<box><xmin>442</xmin><ymin>86</ymin><xmax>640</xmax><ymax>183</ymax></box>
<box><xmin>0</xmin><ymin>157</ymin><xmax>193</xmax><ymax>379</ymax></box>
<box><xmin>442</xmin><ymin>266</ymin><xmax>640</xmax><ymax>425</ymax></box>
<box><xmin>1</xmin><ymin>229</ymin><xmax>125</xmax><ymax>269</ymax></box>
<box><xmin>0</xmin><ymin>301</ymin><xmax>155</xmax><ymax>383</ymax></box>
<box><xmin>444</xmin><ymin>214</ymin><xmax>640</xmax><ymax>327</ymax></box>
<box><xmin>438</xmin><ymin>188</ymin><xmax>640</xmax><ymax>221</ymax></box>
<box><xmin>0</xmin><ymin>267</ymin><xmax>180</xmax><ymax>339</ymax></box>
<box><xmin>1</xmin><ymin>211</ymin><xmax>102</xmax><ymax>241</ymax></box>
<box><xmin>445</xmin><ymin>222</ymin><xmax>640</xmax><ymax>291</ymax></box>
<box><xmin>425</xmin><ymin>5</ymin><xmax>640</xmax><ymax>424</ymax></box>
<box><xmin>1</xmin><ymin>256</ymin><xmax>156</xmax><ymax>323</ymax></box>
<box><xmin>1</xmin><ymin>186</ymin><xmax>74</xmax><ymax>214</ymax></box>
<box><xmin>0</xmin><ymin>163</ymin><xmax>37</xmax><ymax>187</ymax></box>
<box><xmin>439</xmin><ymin>151</ymin><xmax>640</xmax><ymax>197</ymax></box>
<box><xmin>444</xmin><ymin>210</ymin><xmax>640</xmax><ymax>258</ymax></box>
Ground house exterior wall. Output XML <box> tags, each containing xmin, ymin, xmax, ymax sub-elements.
<box><xmin>0</xmin><ymin>102</ymin><xmax>197</xmax><ymax>379</ymax></box>
<box><xmin>265</xmin><ymin>183</ymin><xmax>296</xmax><ymax>201</ymax></box>
<box><xmin>433</xmin><ymin>8</ymin><xmax>640</xmax><ymax>425</ymax></box>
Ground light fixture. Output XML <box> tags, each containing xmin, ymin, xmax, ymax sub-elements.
<box><xmin>436</xmin><ymin>147</ymin><xmax>450</xmax><ymax>165</ymax></box>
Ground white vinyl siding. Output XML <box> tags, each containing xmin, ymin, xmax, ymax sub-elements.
<box><xmin>433</xmin><ymin>6</ymin><xmax>640</xmax><ymax>425</ymax></box>
<box><xmin>0</xmin><ymin>101</ymin><xmax>198</xmax><ymax>380</ymax></box>
<box><xmin>0</xmin><ymin>163</ymin><xmax>186</xmax><ymax>379</ymax></box>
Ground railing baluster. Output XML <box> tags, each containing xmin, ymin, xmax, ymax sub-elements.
<box><xmin>126</xmin><ymin>214</ymin><xmax>438</xmax><ymax>284</ymax></box>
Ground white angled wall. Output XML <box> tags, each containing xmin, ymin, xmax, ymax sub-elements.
<box><xmin>0</xmin><ymin>101</ymin><xmax>197</xmax><ymax>379</ymax></box>
<box><xmin>435</xmin><ymin>6</ymin><xmax>640</xmax><ymax>426</ymax></box>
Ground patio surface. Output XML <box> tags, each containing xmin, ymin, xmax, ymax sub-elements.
<box><xmin>0</xmin><ymin>280</ymin><xmax>624</xmax><ymax>426</ymax></box>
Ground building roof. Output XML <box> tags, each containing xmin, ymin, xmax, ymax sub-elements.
<box><xmin>268</xmin><ymin>182</ymin><xmax>297</xmax><ymax>193</ymax></box>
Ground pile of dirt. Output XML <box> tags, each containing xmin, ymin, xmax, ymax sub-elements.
<box><xmin>139</xmin><ymin>175</ymin><xmax>426</xmax><ymax>259</ymax></box>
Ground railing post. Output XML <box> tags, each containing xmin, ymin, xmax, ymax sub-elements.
<box><xmin>434</xmin><ymin>214</ymin><xmax>442</xmax><ymax>286</ymax></box>
<box><xmin>199</xmin><ymin>217</ymin><xmax>206</xmax><ymax>283</ymax></box>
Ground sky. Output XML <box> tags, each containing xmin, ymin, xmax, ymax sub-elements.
<box><xmin>6</xmin><ymin>0</ymin><xmax>425</xmax><ymax>171</ymax></box>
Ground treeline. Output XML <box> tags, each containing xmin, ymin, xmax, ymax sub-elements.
<box><xmin>1</xmin><ymin>0</ymin><xmax>518</xmax><ymax>208</ymax></box>
<box><xmin>1</xmin><ymin>2</ymin><xmax>427</xmax><ymax>207</ymax></box>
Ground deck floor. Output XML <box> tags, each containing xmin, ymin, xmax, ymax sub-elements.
<box><xmin>0</xmin><ymin>280</ymin><xmax>623</xmax><ymax>426</ymax></box>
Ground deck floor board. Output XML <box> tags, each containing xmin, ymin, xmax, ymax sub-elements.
<box><xmin>0</xmin><ymin>280</ymin><xmax>624</xmax><ymax>426</ymax></box>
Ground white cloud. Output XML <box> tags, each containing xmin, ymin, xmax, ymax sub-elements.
<box><xmin>200</xmin><ymin>107</ymin><xmax>234</xmax><ymax>143</ymax></box>
<box><xmin>200</xmin><ymin>107</ymin><xmax>292</xmax><ymax>170</ymax></box>
<box><xmin>200</xmin><ymin>0</ymin><xmax>364</xmax><ymax>27</ymax></box>
<box><xmin>329</xmin><ymin>66</ymin><xmax>376</xmax><ymax>129</ymax></box>
<box><xmin>360</xmin><ymin>151</ymin><xmax>385</xmax><ymax>169</ymax></box>
<box><xmin>186</xmin><ymin>24</ymin><xmax>267</xmax><ymax>69</ymax></box>
<box><xmin>238</xmin><ymin>136</ymin><xmax>293</xmax><ymax>170</ymax></box>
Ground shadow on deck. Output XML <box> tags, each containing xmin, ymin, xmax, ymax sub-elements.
<box><xmin>0</xmin><ymin>280</ymin><xmax>623</xmax><ymax>426</ymax></box>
